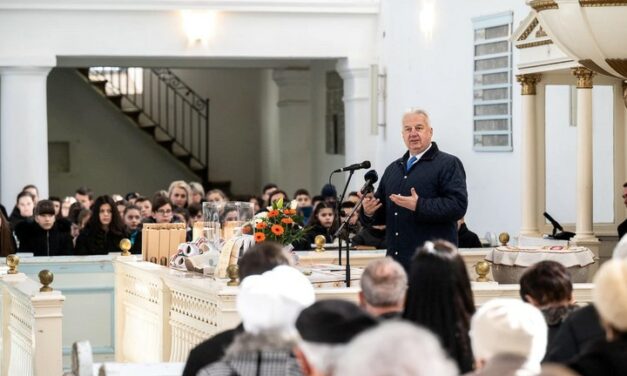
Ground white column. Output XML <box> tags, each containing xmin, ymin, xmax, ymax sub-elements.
<box><xmin>516</xmin><ymin>74</ymin><xmax>541</xmax><ymax>237</ymax></box>
<box><xmin>0</xmin><ymin>67</ymin><xmax>51</xmax><ymax>205</ymax></box>
<box><xmin>572</xmin><ymin>67</ymin><xmax>597</xmax><ymax>242</ymax></box>
<box><xmin>336</xmin><ymin>60</ymin><xmax>376</xmax><ymax>190</ymax></box>
<box><xmin>272</xmin><ymin>69</ymin><xmax>312</xmax><ymax>195</ymax></box>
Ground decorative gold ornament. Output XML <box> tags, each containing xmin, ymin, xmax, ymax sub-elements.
<box><xmin>226</xmin><ymin>264</ymin><xmax>239</xmax><ymax>286</ymax></box>
<box><xmin>516</xmin><ymin>74</ymin><xmax>541</xmax><ymax>95</ymax></box>
<box><xmin>6</xmin><ymin>254</ymin><xmax>20</xmax><ymax>274</ymax></box>
<box><xmin>314</xmin><ymin>235</ymin><xmax>326</xmax><ymax>253</ymax></box>
<box><xmin>578</xmin><ymin>59</ymin><xmax>615</xmax><ymax>78</ymax></box>
<box><xmin>149</xmin><ymin>256</ymin><xmax>157</xmax><ymax>264</ymax></box>
<box><xmin>159</xmin><ymin>257</ymin><xmax>168</xmax><ymax>266</ymax></box>
<box><xmin>38</xmin><ymin>269</ymin><xmax>54</xmax><ymax>292</ymax></box>
<box><xmin>516</xmin><ymin>40</ymin><xmax>553</xmax><ymax>50</ymax></box>
<box><xmin>580</xmin><ymin>0</ymin><xmax>627</xmax><ymax>7</ymax></box>
<box><xmin>474</xmin><ymin>261</ymin><xmax>491</xmax><ymax>282</ymax></box>
<box><xmin>529</xmin><ymin>0</ymin><xmax>559</xmax><ymax>12</ymax></box>
<box><xmin>606</xmin><ymin>59</ymin><xmax>627</xmax><ymax>79</ymax></box>
<box><xmin>572</xmin><ymin>67</ymin><xmax>595</xmax><ymax>88</ymax></box>
<box><xmin>499</xmin><ymin>232</ymin><xmax>510</xmax><ymax>246</ymax></box>
<box><xmin>119</xmin><ymin>238</ymin><xmax>132</xmax><ymax>257</ymax></box>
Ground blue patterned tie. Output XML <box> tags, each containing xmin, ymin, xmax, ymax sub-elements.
<box><xmin>406</xmin><ymin>155</ymin><xmax>417</xmax><ymax>172</ymax></box>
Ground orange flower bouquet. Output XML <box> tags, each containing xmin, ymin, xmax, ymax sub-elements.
<box><xmin>251</xmin><ymin>198</ymin><xmax>306</xmax><ymax>246</ymax></box>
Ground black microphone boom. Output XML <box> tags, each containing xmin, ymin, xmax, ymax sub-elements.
<box><xmin>360</xmin><ymin>170</ymin><xmax>379</xmax><ymax>194</ymax></box>
<box><xmin>333</xmin><ymin>160</ymin><xmax>371</xmax><ymax>173</ymax></box>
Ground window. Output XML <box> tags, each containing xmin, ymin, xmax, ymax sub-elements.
<box><xmin>326</xmin><ymin>71</ymin><xmax>345</xmax><ymax>155</ymax></box>
<box><xmin>472</xmin><ymin>12</ymin><xmax>513</xmax><ymax>151</ymax></box>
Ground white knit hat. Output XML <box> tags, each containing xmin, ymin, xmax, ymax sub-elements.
<box><xmin>470</xmin><ymin>299</ymin><xmax>547</xmax><ymax>367</ymax></box>
<box><xmin>612</xmin><ymin>234</ymin><xmax>627</xmax><ymax>260</ymax></box>
<box><xmin>237</xmin><ymin>265</ymin><xmax>315</xmax><ymax>335</ymax></box>
<box><xmin>593</xmin><ymin>259</ymin><xmax>627</xmax><ymax>331</ymax></box>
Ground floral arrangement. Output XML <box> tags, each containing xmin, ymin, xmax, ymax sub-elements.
<box><xmin>250</xmin><ymin>198</ymin><xmax>306</xmax><ymax>245</ymax></box>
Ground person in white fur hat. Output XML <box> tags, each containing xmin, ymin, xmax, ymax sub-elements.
<box><xmin>197</xmin><ymin>265</ymin><xmax>315</xmax><ymax>376</ymax></box>
<box><xmin>466</xmin><ymin>298</ymin><xmax>548</xmax><ymax>376</ymax></box>
<box><xmin>568</xmin><ymin>258</ymin><xmax>627</xmax><ymax>376</ymax></box>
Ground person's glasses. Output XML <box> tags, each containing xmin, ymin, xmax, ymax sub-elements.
<box><xmin>157</xmin><ymin>209</ymin><xmax>172</xmax><ymax>215</ymax></box>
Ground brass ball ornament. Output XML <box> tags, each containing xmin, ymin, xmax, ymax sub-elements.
<box><xmin>498</xmin><ymin>232</ymin><xmax>510</xmax><ymax>246</ymax></box>
<box><xmin>119</xmin><ymin>238</ymin><xmax>132</xmax><ymax>256</ymax></box>
<box><xmin>6</xmin><ymin>254</ymin><xmax>20</xmax><ymax>274</ymax></box>
<box><xmin>38</xmin><ymin>269</ymin><xmax>54</xmax><ymax>292</ymax></box>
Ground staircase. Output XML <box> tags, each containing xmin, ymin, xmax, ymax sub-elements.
<box><xmin>77</xmin><ymin>67</ymin><xmax>210</xmax><ymax>185</ymax></box>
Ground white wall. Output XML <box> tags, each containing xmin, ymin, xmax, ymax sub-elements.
<box><xmin>47</xmin><ymin>68</ymin><xmax>198</xmax><ymax>198</ymax></box>
<box><xmin>170</xmin><ymin>68</ymin><xmax>262</xmax><ymax>196</ymax></box>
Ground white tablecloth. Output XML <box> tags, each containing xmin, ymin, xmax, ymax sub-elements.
<box><xmin>485</xmin><ymin>246</ymin><xmax>595</xmax><ymax>267</ymax></box>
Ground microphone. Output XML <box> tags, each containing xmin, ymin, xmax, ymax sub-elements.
<box><xmin>543</xmin><ymin>212</ymin><xmax>563</xmax><ymax>232</ymax></box>
<box><xmin>332</xmin><ymin>160</ymin><xmax>371</xmax><ymax>173</ymax></box>
<box><xmin>360</xmin><ymin>170</ymin><xmax>379</xmax><ymax>194</ymax></box>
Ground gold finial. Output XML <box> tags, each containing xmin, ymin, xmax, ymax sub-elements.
<box><xmin>149</xmin><ymin>256</ymin><xmax>157</xmax><ymax>264</ymax></box>
<box><xmin>159</xmin><ymin>257</ymin><xmax>168</xmax><ymax>266</ymax></box>
<box><xmin>474</xmin><ymin>261</ymin><xmax>491</xmax><ymax>282</ymax></box>
<box><xmin>6</xmin><ymin>254</ymin><xmax>20</xmax><ymax>274</ymax></box>
<box><xmin>226</xmin><ymin>264</ymin><xmax>239</xmax><ymax>286</ymax></box>
<box><xmin>314</xmin><ymin>235</ymin><xmax>326</xmax><ymax>253</ymax></box>
<box><xmin>119</xmin><ymin>238</ymin><xmax>132</xmax><ymax>257</ymax></box>
<box><xmin>499</xmin><ymin>232</ymin><xmax>510</xmax><ymax>246</ymax></box>
<box><xmin>38</xmin><ymin>269</ymin><xmax>54</xmax><ymax>292</ymax></box>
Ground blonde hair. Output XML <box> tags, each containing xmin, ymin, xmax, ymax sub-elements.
<box><xmin>167</xmin><ymin>180</ymin><xmax>192</xmax><ymax>206</ymax></box>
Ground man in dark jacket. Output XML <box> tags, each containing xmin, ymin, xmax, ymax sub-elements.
<box><xmin>14</xmin><ymin>200</ymin><xmax>73</xmax><ymax>256</ymax></box>
<box><xmin>361</xmin><ymin>108</ymin><xmax>468</xmax><ymax>270</ymax></box>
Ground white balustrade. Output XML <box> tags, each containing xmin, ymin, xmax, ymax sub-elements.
<box><xmin>0</xmin><ymin>272</ymin><xmax>65</xmax><ymax>376</ymax></box>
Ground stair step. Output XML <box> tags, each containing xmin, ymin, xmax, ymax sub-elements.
<box><xmin>157</xmin><ymin>139</ymin><xmax>174</xmax><ymax>150</ymax></box>
<box><xmin>107</xmin><ymin>94</ymin><xmax>123</xmax><ymax>107</ymax></box>
<box><xmin>177</xmin><ymin>154</ymin><xmax>192</xmax><ymax>165</ymax></box>
<box><xmin>139</xmin><ymin>123</ymin><xmax>156</xmax><ymax>136</ymax></box>
<box><xmin>122</xmin><ymin>109</ymin><xmax>142</xmax><ymax>121</ymax></box>
<box><xmin>77</xmin><ymin>68</ymin><xmax>90</xmax><ymax>77</ymax></box>
<box><xmin>90</xmin><ymin>79</ymin><xmax>108</xmax><ymax>91</ymax></box>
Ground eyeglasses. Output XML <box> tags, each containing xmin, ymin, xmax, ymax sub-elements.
<box><xmin>157</xmin><ymin>209</ymin><xmax>172</xmax><ymax>215</ymax></box>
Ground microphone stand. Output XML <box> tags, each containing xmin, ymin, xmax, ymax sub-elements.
<box><xmin>334</xmin><ymin>185</ymin><xmax>372</xmax><ymax>287</ymax></box>
<box><xmin>335</xmin><ymin>170</ymin><xmax>355</xmax><ymax>266</ymax></box>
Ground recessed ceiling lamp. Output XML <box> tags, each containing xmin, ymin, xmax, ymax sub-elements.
<box><xmin>181</xmin><ymin>10</ymin><xmax>217</xmax><ymax>45</ymax></box>
<box><xmin>419</xmin><ymin>1</ymin><xmax>436</xmax><ymax>40</ymax></box>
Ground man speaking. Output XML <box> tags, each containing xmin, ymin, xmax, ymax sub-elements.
<box><xmin>360</xmin><ymin>108</ymin><xmax>468</xmax><ymax>270</ymax></box>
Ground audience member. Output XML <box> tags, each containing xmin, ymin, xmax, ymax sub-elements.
<box><xmin>123</xmin><ymin>204</ymin><xmax>142</xmax><ymax>251</ymax></box>
<box><xmin>187</xmin><ymin>203</ymin><xmax>202</xmax><ymax>225</ymax></box>
<box><xmin>458</xmin><ymin>217</ymin><xmax>482</xmax><ymax>248</ymax></box>
<box><xmin>14</xmin><ymin>200</ymin><xmax>73</xmax><ymax>256</ymax></box>
<box><xmin>320</xmin><ymin>184</ymin><xmax>337</xmax><ymax>208</ymax></box>
<box><xmin>9</xmin><ymin>191</ymin><xmax>35</xmax><ymax>229</ymax></box>
<box><xmin>197</xmin><ymin>265</ymin><xmax>314</xmax><ymax>376</ymax></box>
<box><xmin>294</xmin><ymin>202</ymin><xmax>336</xmax><ymax>250</ymax></box>
<box><xmin>168</xmin><ymin>180</ymin><xmax>191</xmax><ymax>209</ymax></box>
<box><xmin>183</xmin><ymin>242</ymin><xmax>292</xmax><ymax>376</ymax></box>
<box><xmin>519</xmin><ymin>260</ymin><xmax>578</xmax><ymax>355</ymax></box>
<box><xmin>468</xmin><ymin>299</ymin><xmax>548</xmax><ymax>375</ymax></box>
<box><xmin>335</xmin><ymin>321</ymin><xmax>459</xmax><ymax>376</ymax></box>
<box><xmin>61</xmin><ymin>196</ymin><xmax>77</xmax><ymax>218</ymax></box>
<box><xmin>189</xmin><ymin>182</ymin><xmax>205</xmax><ymax>205</ymax></box>
<box><xmin>146</xmin><ymin>196</ymin><xmax>179</xmax><ymax>224</ymax></box>
<box><xmin>547</xmin><ymin>235</ymin><xmax>627</xmax><ymax>363</ymax></box>
<box><xmin>340</xmin><ymin>201</ymin><xmax>361</xmax><ymax>236</ymax></box>
<box><xmin>294</xmin><ymin>189</ymin><xmax>313</xmax><ymax>224</ymax></box>
<box><xmin>347</xmin><ymin>191</ymin><xmax>359</xmax><ymax>204</ymax></box>
<box><xmin>75</xmin><ymin>186</ymin><xmax>94</xmax><ymax>209</ymax></box>
<box><xmin>351</xmin><ymin>225</ymin><xmax>387</xmax><ymax>249</ymax></box>
<box><xmin>48</xmin><ymin>196</ymin><xmax>62</xmax><ymax>217</ymax></box>
<box><xmin>295</xmin><ymin>300</ymin><xmax>378</xmax><ymax>376</ymax></box>
<box><xmin>206</xmin><ymin>188</ymin><xmax>228</xmax><ymax>204</ymax></box>
<box><xmin>261</xmin><ymin>183</ymin><xmax>278</xmax><ymax>206</ymax></box>
<box><xmin>248</xmin><ymin>195</ymin><xmax>262</xmax><ymax>214</ymax></box>
<box><xmin>0</xmin><ymin>210</ymin><xmax>16</xmax><ymax>256</ymax></box>
<box><xmin>74</xmin><ymin>195</ymin><xmax>126</xmax><ymax>255</ymax></box>
<box><xmin>115</xmin><ymin>200</ymin><xmax>128</xmax><ymax>221</ymax></box>
<box><xmin>22</xmin><ymin>184</ymin><xmax>39</xmax><ymax>204</ymax></box>
<box><xmin>269</xmin><ymin>190</ymin><xmax>288</xmax><ymax>206</ymax></box>
<box><xmin>359</xmin><ymin>257</ymin><xmax>407</xmax><ymax>319</ymax></box>
<box><xmin>135</xmin><ymin>197</ymin><xmax>152</xmax><ymax>220</ymax></box>
<box><xmin>124</xmin><ymin>192</ymin><xmax>140</xmax><ymax>204</ymax></box>
<box><xmin>311</xmin><ymin>195</ymin><xmax>324</xmax><ymax>209</ymax></box>
<box><xmin>569</xmin><ymin>258</ymin><xmax>627</xmax><ymax>376</ymax></box>
<box><xmin>403</xmin><ymin>240</ymin><xmax>476</xmax><ymax>373</ymax></box>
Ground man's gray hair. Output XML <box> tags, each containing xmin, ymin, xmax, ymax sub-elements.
<box><xmin>360</xmin><ymin>257</ymin><xmax>407</xmax><ymax>307</ymax></box>
<box><xmin>297</xmin><ymin>340</ymin><xmax>346</xmax><ymax>375</ymax></box>
<box><xmin>335</xmin><ymin>321</ymin><xmax>459</xmax><ymax>376</ymax></box>
<box><xmin>402</xmin><ymin>107</ymin><xmax>431</xmax><ymax>126</ymax></box>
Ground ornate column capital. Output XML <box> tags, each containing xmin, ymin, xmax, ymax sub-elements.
<box><xmin>572</xmin><ymin>67</ymin><xmax>595</xmax><ymax>89</ymax></box>
<box><xmin>516</xmin><ymin>74</ymin><xmax>542</xmax><ymax>95</ymax></box>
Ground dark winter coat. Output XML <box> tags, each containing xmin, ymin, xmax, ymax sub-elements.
<box><xmin>293</xmin><ymin>224</ymin><xmax>334</xmax><ymax>251</ymax></box>
<box><xmin>458</xmin><ymin>223</ymin><xmax>482</xmax><ymax>248</ymax></box>
<box><xmin>545</xmin><ymin>304</ymin><xmax>605</xmax><ymax>363</ymax></box>
<box><xmin>14</xmin><ymin>219</ymin><xmax>73</xmax><ymax>256</ymax></box>
<box><xmin>360</xmin><ymin>142</ymin><xmax>468</xmax><ymax>270</ymax></box>
<box><xmin>74</xmin><ymin>225</ymin><xmax>125</xmax><ymax>255</ymax></box>
<box><xmin>183</xmin><ymin>324</ymin><xmax>244</xmax><ymax>376</ymax></box>
<box><xmin>569</xmin><ymin>335</ymin><xmax>627</xmax><ymax>376</ymax></box>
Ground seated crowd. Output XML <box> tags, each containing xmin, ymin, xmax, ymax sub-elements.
<box><xmin>181</xmin><ymin>237</ymin><xmax>627</xmax><ymax>376</ymax></box>
<box><xmin>0</xmin><ymin>181</ymin><xmax>482</xmax><ymax>257</ymax></box>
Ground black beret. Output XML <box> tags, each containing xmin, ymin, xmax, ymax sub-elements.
<box><xmin>296</xmin><ymin>299</ymin><xmax>378</xmax><ymax>344</ymax></box>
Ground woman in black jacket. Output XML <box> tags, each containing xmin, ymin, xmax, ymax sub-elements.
<box><xmin>75</xmin><ymin>195</ymin><xmax>126</xmax><ymax>255</ymax></box>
